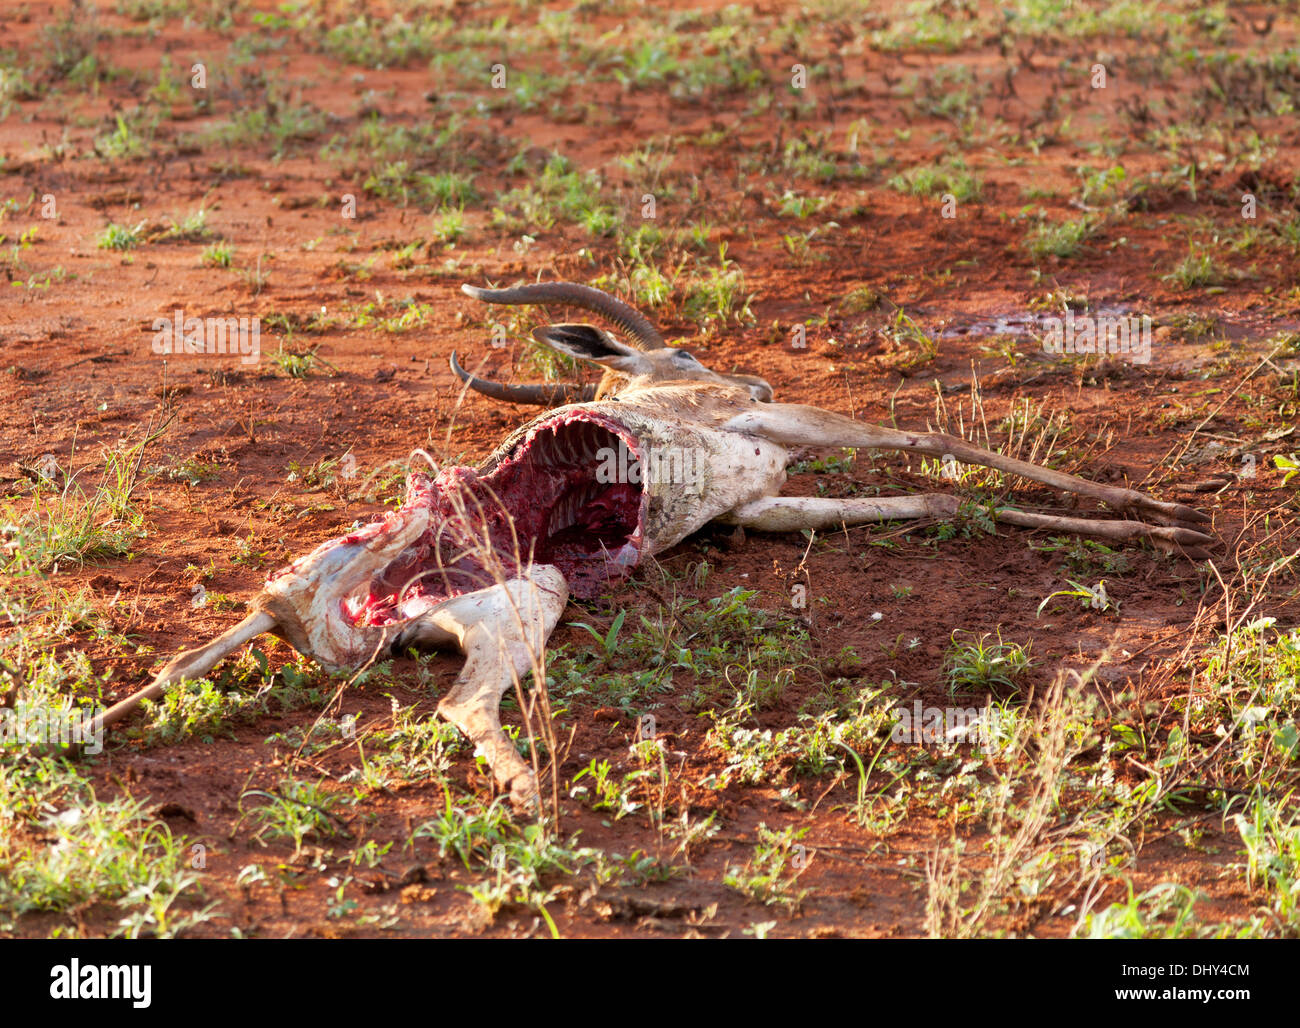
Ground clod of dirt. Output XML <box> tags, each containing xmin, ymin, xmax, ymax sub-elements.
<box><xmin>399</xmin><ymin>885</ymin><xmax>438</xmax><ymax>904</ymax></box>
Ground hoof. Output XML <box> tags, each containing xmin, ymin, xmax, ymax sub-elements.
<box><xmin>508</xmin><ymin>771</ymin><xmax>541</xmax><ymax>815</ymax></box>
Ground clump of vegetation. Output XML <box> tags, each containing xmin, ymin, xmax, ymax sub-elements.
<box><xmin>1162</xmin><ymin>248</ymin><xmax>1223</xmax><ymax>289</ymax></box>
<box><xmin>201</xmin><ymin>241</ymin><xmax>234</xmax><ymax>267</ymax></box>
<box><xmin>0</xmin><ymin>766</ymin><xmax>215</xmax><ymax>937</ymax></box>
<box><xmin>1026</xmin><ymin>216</ymin><xmax>1096</xmax><ymax>259</ymax></box>
<box><xmin>888</xmin><ymin>158</ymin><xmax>982</xmax><ymax>202</ymax></box>
<box><xmin>945</xmin><ymin>632</ymin><xmax>1035</xmax><ymax>695</ymax></box>
<box><xmin>96</xmin><ymin>221</ymin><xmax>145</xmax><ymax>251</ymax></box>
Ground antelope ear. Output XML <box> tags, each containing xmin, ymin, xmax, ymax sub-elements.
<box><xmin>533</xmin><ymin>324</ymin><xmax>652</xmax><ymax>374</ymax></box>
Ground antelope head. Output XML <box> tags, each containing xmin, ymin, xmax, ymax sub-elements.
<box><xmin>452</xmin><ymin>282</ymin><xmax>774</xmax><ymax>403</ymax></box>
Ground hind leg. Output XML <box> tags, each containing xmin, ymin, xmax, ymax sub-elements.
<box><xmin>725</xmin><ymin>494</ymin><xmax>1211</xmax><ymax>558</ymax></box>
<box><xmin>395</xmin><ymin>565</ymin><xmax>569</xmax><ymax>810</ymax></box>
<box><xmin>723</xmin><ymin>405</ymin><xmax>1214</xmax><ymax>543</ymax></box>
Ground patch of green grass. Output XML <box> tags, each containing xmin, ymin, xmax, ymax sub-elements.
<box><xmin>116</xmin><ymin>0</ymin><xmax>189</xmax><ymax>23</ymax></box>
<box><xmin>339</xmin><ymin>703</ymin><xmax>465</xmax><ymax>789</ymax></box>
<box><xmin>129</xmin><ymin>651</ymin><xmax>332</xmax><ymax>748</ymax></box>
<box><xmin>429</xmin><ymin>208</ymin><xmax>467</xmax><ymax>245</ymax></box>
<box><xmin>165</xmin><ymin>204</ymin><xmax>213</xmax><ymax>242</ymax></box>
<box><xmin>1026</xmin><ymin>216</ymin><xmax>1096</xmax><ymax>260</ymax></box>
<box><xmin>778</xmin><ymin>134</ymin><xmax>866</xmax><ymax>183</ymax></box>
<box><xmin>1197</xmin><ymin>621</ymin><xmax>1300</xmax><ymax>790</ymax></box>
<box><xmin>593</xmin><ymin>255</ymin><xmax>677</xmax><ymax>311</ymax></box>
<box><xmin>1234</xmin><ymin>790</ymin><xmax>1300</xmax><ymax>933</ymax></box>
<box><xmin>197</xmin><ymin>101</ymin><xmax>326</xmax><ymax>159</ymax></box>
<box><xmin>1162</xmin><ymin>248</ymin><xmax>1223</xmax><ymax>289</ymax></box>
<box><xmin>285</xmin><ymin>451</ymin><xmax>356</xmax><ymax>492</ymax></box>
<box><xmin>880</xmin><ymin>308</ymin><xmax>939</xmax><ymax>373</ymax></box>
<box><xmin>1037</xmin><ymin>578</ymin><xmax>1119</xmax><ymax>616</ymax></box>
<box><xmin>789</xmin><ymin>449</ymin><xmax>856</xmax><ymax>475</ymax></box>
<box><xmin>271</xmin><ymin>343</ymin><xmax>332</xmax><ymax>378</ymax></box>
<box><xmin>723</xmin><ymin>824</ymin><xmax>810</xmax><ymax>911</ymax></box>
<box><xmin>1</xmin><ymin>437</ymin><xmax>157</xmax><ymax>571</ymax></box>
<box><xmin>138</xmin><ymin>676</ymin><xmax>256</xmax><ymax>746</ymax></box>
<box><xmin>1085</xmin><ymin>882</ymin><xmax>1207</xmax><ymax>939</ymax></box>
<box><xmin>945</xmin><ymin>632</ymin><xmax>1035</xmax><ymax>696</ymax></box>
<box><xmin>841</xmin><ymin>285</ymin><xmax>882</xmax><ymax>313</ymax></box>
<box><xmin>318</xmin><ymin>12</ymin><xmax>452</xmax><ymax>68</ymax></box>
<box><xmin>0</xmin><ymin>761</ymin><xmax>215</xmax><ymax>937</ymax></box>
<box><xmin>12</xmin><ymin>266</ymin><xmax>75</xmax><ymax>292</ymax></box>
<box><xmin>570</xmin><ymin>757</ymin><xmax>647</xmax><ymax>820</ymax></box>
<box><xmin>167</xmin><ymin>456</ymin><xmax>220</xmax><ymax>485</ymax></box>
<box><xmin>96</xmin><ymin>221</ymin><xmax>145</xmax><ymax>251</ymax></box>
<box><xmin>94</xmin><ymin>111</ymin><xmax>154</xmax><ymax>161</ymax></box>
<box><xmin>237</xmin><ymin>253</ymin><xmax>274</xmax><ymax>295</ymax></box>
<box><xmin>551</xmin><ymin>584</ymin><xmax>814</xmax><ymax>716</ymax></box>
<box><xmin>410</xmin><ymin>791</ymin><xmax>617</xmax><ymax>935</ymax></box>
<box><xmin>364</xmin><ymin>163</ymin><xmax>478</xmax><ymax>210</ymax></box>
<box><xmin>889</xmin><ymin>158</ymin><xmax>982</xmax><ymax>202</ymax></box>
<box><xmin>483</xmin><ymin>68</ymin><xmax>571</xmax><ymax>115</ymax></box>
<box><xmin>1277</xmin><ymin>216</ymin><xmax>1300</xmax><ymax>254</ymax></box>
<box><xmin>493</xmin><ymin>152</ymin><xmax>620</xmax><ymax>237</ymax></box>
<box><xmin>201</xmin><ymin>241</ymin><xmax>234</xmax><ymax>267</ymax></box>
<box><xmin>1164</xmin><ymin>311</ymin><xmax>1221</xmax><ymax>341</ymax></box>
<box><xmin>349</xmin><ymin>295</ymin><xmax>434</xmax><ymax>333</ymax></box>
<box><xmin>321</xmin><ymin>112</ymin><xmax>471</xmax><ymax>172</ymax></box>
<box><xmin>410</xmin><ymin>791</ymin><xmax>516</xmax><ymax>869</ymax></box>
<box><xmin>1028</xmin><ymin>537</ymin><xmax>1130</xmax><ymax>576</ymax></box>
<box><xmin>775</xmin><ymin>189</ymin><xmax>829</xmax><ymax>219</ymax></box>
<box><xmin>1076</xmin><ymin>164</ymin><xmax>1130</xmax><ymax>207</ymax></box>
<box><xmin>871</xmin><ymin>8</ymin><xmax>977</xmax><ymax>52</ymax></box>
<box><xmin>35</xmin><ymin>8</ymin><xmax>104</xmax><ymax>79</ymax></box>
<box><xmin>682</xmin><ymin>244</ymin><xmax>753</xmax><ymax>328</ymax></box>
<box><xmin>0</xmin><ymin>64</ymin><xmax>39</xmax><ymax>102</ymax></box>
<box><xmin>238</xmin><ymin>778</ymin><xmax>353</xmax><ymax>857</ymax></box>
<box><xmin>706</xmin><ymin>689</ymin><xmax>892</xmax><ymax>788</ymax></box>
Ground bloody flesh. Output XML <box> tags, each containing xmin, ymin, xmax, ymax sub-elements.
<box><xmin>341</xmin><ymin>410</ymin><xmax>647</xmax><ymax>626</ymax></box>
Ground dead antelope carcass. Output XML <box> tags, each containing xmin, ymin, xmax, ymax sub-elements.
<box><xmin>98</xmin><ymin>282</ymin><xmax>1214</xmax><ymax>809</ymax></box>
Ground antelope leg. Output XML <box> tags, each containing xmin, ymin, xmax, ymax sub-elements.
<box><xmin>394</xmin><ymin>565</ymin><xmax>569</xmax><ymax>810</ymax></box>
<box><xmin>723</xmin><ymin>494</ymin><xmax>1212</xmax><ymax>558</ymax></box>
<box><xmin>91</xmin><ymin>481</ymin><xmax>433</xmax><ymax>741</ymax></box>
<box><xmin>723</xmin><ymin>404</ymin><xmax>1212</xmax><ymax>534</ymax></box>
<box><xmin>91</xmin><ymin>609</ymin><xmax>279</xmax><ymax>735</ymax></box>
<box><xmin>722</xmin><ymin>493</ymin><xmax>959</xmax><ymax>531</ymax></box>
<box><xmin>992</xmin><ymin>508</ymin><xmax>1212</xmax><ymax>559</ymax></box>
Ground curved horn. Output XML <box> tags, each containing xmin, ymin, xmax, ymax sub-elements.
<box><xmin>461</xmin><ymin>281</ymin><xmax>665</xmax><ymax>350</ymax></box>
<box><xmin>449</xmin><ymin>351</ymin><xmax>596</xmax><ymax>407</ymax></box>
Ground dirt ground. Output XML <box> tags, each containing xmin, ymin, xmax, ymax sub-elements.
<box><xmin>1</xmin><ymin>0</ymin><xmax>1299</xmax><ymax>939</ymax></box>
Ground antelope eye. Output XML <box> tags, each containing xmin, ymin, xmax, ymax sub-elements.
<box><xmin>671</xmin><ymin>349</ymin><xmax>700</xmax><ymax>367</ymax></box>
